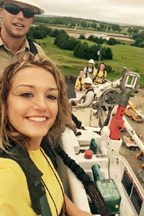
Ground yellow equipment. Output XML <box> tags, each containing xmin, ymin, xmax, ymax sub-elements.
<box><xmin>125</xmin><ymin>101</ymin><xmax>144</xmax><ymax>122</ymax></box>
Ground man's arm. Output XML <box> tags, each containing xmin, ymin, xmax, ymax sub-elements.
<box><xmin>78</xmin><ymin>91</ymin><xmax>94</xmax><ymax>108</ymax></box>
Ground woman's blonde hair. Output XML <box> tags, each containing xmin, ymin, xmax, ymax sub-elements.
<box><xmin>0</xmin><ymin>52</ymin><xmax>75</xmax><ymax>151</ymax></box>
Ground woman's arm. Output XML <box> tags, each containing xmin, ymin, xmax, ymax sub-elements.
<box><xmin>64</xmin><ymin>194</ymin><xmax>93</xmax><ymax>216</ymax></box>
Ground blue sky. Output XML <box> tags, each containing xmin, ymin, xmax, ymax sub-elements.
<box><xmin>39</xmin><ymin>0</ymin><xmax>144</xmax><ymax>26</ymax></box>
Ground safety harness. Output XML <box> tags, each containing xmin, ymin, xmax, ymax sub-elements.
<box><xmin>0</xmin><ymin>144</ymin><xmax>53</xmax><ymax>216</ymax></box>
<box><xmin>81</xmin><ymin>88</ymin><xmax>96</xmax><ymax>105</ymax></box>
<box><xmin>26</xmin><ymin>40</ymin><xmax>38</xmax><ymax>55</ymax></box>
<box><xmin>93</xmin><ymin>69</ymin><xmax>106</xmax><ymax>84</ymax></box>
<box><xmin>0</xmin><ymin>41</ymin><xmax>111</xmax><ymax>215</ymax></box>
<box><xmin>78</xmin><ymin>76</ymin><xmax>83</xmax><ymax>91</ymax></box>
<box><xmin>85</xmin><ymin>66</ymin><xmax>94</xmax><ymax>78</ymax></box>
<box><xmin>0</xmin><ymin>139</ymin><xmax>111</xmax><ymax>216</ymax></box>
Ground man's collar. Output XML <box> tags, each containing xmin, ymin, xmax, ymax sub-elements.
<box><xmin>0</xmin><ymin>30</ymin><xmax>29</xmax><ymax>52</ymax></box>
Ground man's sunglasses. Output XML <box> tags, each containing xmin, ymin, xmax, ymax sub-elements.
<box><xmin>2</xmin><ymin>4</ymin><xmax>35</xmax><ymax>18</ymax></box>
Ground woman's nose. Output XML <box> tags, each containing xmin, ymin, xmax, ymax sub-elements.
<box><xmin>31</xmin><ymin>97</ymin><xmax>47</xmax><ymax>111</ymax></box>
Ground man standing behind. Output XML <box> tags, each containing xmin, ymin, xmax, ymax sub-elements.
<box><xmin>0</xmin><ymin>0</ymin><xmax>45</xmax><ymax>74</ymax></box>
<box><xmin>84</xmin><ymin>59</ymin><xmax>95</xmax><ymax>78</ymax></box>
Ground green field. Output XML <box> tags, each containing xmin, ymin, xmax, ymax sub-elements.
<box><xmin>36</xmin><ymin>36</ymin><xmax>144</xmax><ymax>87</ymax></box>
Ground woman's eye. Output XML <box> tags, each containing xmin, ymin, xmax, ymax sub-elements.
<box><xmin>46</xmin><ymin>95</ymin><xmax>57</xmax><ymax>100</ymax></box>
<box><xmin>20</xmin><ymin>92</ymin><xmax>33</xmax><ymax>98</ymax></box>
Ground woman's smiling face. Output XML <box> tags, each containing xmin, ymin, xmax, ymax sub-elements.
<box><xmin>6</xmin><ymin>65</ymin><xmax>58</xmax><ymax>150</ymax></box>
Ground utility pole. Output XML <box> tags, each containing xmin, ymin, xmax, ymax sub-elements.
<box><xmin>97</xmin><ymin>50</ymin><xmax>101</xmax><ymax>66</ymax></box>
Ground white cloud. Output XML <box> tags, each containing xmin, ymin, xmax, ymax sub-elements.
<box><xmin>39</xmin><ymin>0</ymin><xmax>144</xmax><ymax>26</ymax></box>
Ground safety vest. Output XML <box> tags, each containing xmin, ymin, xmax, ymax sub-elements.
<box><xmin>93</xmin><ymin>70</ymin><xmax>106</xmax><ymax>85</ymax></box>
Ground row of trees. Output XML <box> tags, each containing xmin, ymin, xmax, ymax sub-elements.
<box><xmin>27</xmin><ymin>25</ymin><xmax>113</xmax><ymax>61</ymax></box>
<box><xmin>34</xmin><ymin>16</ymin><xmax>122</xmax><ymax>32</ymax></box>
<box><xmin>74</xmin><ymin>43</ymin><xmax>113</xmax><ymax>60</ymax></box>
<box><xmin>35</xmin><ymin>16</ymin><xmax>144</xmax><ymax>35</ymax></box>
<box><xmin>131</xmin><ymin>31</ymin><xmax>144</xmax><ymax>47</ymax></box>
<box><xmin>33</xmin><ymin>17</ymin><xmax>144</xmax><ymax>48</ymax></box>
<box><xmin>86</xmin><ymin>34</ymin><xmax>121</xmax><ymax>46</ymax></box>
<box><xmin>54</xmin><ymin>32</ymin><xmax>113</xmax><ymax>60</ymax></box>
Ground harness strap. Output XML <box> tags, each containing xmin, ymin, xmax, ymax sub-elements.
<box><xmin>93</xmin><ymin>70</ymin><xmax>106</xmax><ymax>83</ymax></box>
<box><xmin>78</xmin><ymin>76</ymin><xmax>83</xmax><ymax>91</ymax></box>
<box><xmin>0</xmin><ymin>146</ymin><xmax>52</xmax><ymax>216</ymax></box>
<box><xmin>81</xmin><ymin>88</ymin><xmax>94</xmax><ymax>103</ymax></box>
<box><xmin>26</xmin><ymin>40</ymin><xmax>38</xmax><ymax>55</ymax></box>
<box><xmin>54</xmin><ymin>144</ymin><xmax>112</xmax><ymax>216</ymax></box>
<box><xmin>85</xmin><ymin>66</ymin><xmax>94</xmax><ymax>78</ymax></box>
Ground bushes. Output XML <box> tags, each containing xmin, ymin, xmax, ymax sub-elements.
<box><xmin>54</xmin><ymin>32</ymin><xmax>113</xmax><ymax>60</ymax></box>
<box><xmin>107</xmin><ymin>38</ymin><xmax>117</xmax><ymax>45</ymax></box>
<box><xmin>131</xmin><ymin>31</ymin><xmax>144</xmax><ymax>48</ymax></box>
<box><xmin>54</xmin><ymin>34</ymin><xmax>80</xmax><ymax>50</ymax></box>
<box><xmin>74</xmin><ymin>42</ymin><xmax>113</xmax><ymax>60</ymax></box>
<box><xmin>88</xmin><ymin>35</ymin><xmax>106</xmax><ymax>44</ymax></box>
<box><xmin>79</xmin><ymin>34</ymin><xmax>85</xmax><ymax>39</ymax></box>
<box><xmin>27</xmin><ymin>25</ymin><xmax>51</xmax><ymax>40</ymax></box>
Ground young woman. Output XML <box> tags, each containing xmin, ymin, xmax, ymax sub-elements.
<box><xmin>92</xmin><ymin>63</ymin><xmax>107</xmax><ymax>85</ymax></box>
<box><xmin>0</xmin><ymin>52</ymin><xmax>93</xmax><ymax>216</ymax></box>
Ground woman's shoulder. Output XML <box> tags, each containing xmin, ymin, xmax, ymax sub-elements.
<box><xmin>0</xmin><ymin>157</ymin><xmax>26</xmax><ymax>180</ymax></box>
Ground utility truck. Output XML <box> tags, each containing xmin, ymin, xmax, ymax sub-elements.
<box><xmin>57</xmin><ymin>68</ymin><xmax>144</xmax><ymax>216</ymax></box>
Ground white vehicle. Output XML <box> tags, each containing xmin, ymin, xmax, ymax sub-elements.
<box><xmin>57</xmin><ymin>68</ymin><xmax>144</xmax><ymax>216</ymax></box>
<box><xmin>123</xmin><ymin>135</ymin><xmax>140</xmax><ymax>151</ymax></box>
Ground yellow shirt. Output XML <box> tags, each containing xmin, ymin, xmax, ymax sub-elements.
<box><xmin>0</xmin><ymin>148</ymin><xmax>64</xmax><ymax>216</ymax></box>
<box><xmin>75</xmin><ymin>76</ymin><xmax>85</xmax><ymax>91</ymax></box>
<box><xmin>93</xmin><ymin>69</ymin><xmax>107</xmax><ymax>85</ymax></box>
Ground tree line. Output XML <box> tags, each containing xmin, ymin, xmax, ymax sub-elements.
<box><xmin>34</xmin><ymin>16</ymin><xmax>122</xmax><ymax>32</ymax></box>
<box><xmin>131</xmin><ymin>31</ymin><xmax>144</xmax><ymax>48</ymax></box>
<box><xmin>34</xmin><ymin>16</ymin><xmax>144</xmax><ymax>35</ymax></box>
<box><xmin>27</xmin><ymin>25</ymin><xmax>113</xmax><ymax>61</ymax></box>
<box><xmin>33</xmin><ymin>16</ymin><xmax>144</xmax><ymax>48</ymax></box>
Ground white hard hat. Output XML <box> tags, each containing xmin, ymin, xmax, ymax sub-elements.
<box><xmin>88</xmin><ymin>59</ymin><xmax>94</xmax><ymax>64</ymax></box>
<box><xmin>0</xmin><ymin>0</ymin><xmax>44</xmax><ymax>14</ymax></box>
<box><xmin>84</xmin><ymin>77</ymin><xmax>92</xmax><ymax>84</ymax></box>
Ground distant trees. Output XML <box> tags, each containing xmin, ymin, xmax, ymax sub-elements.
<box><xmin>54</xmin><ymin>33</ymin><xmax>80</xmax><ymax>50</ymax></box>
<box><xmin>27</xmin><ymin>25</ymin><xmax>66</xmax><ymax>41</ymax></box>
<box><xmin>27</xmin><ymin>24</ymin><xmax>113</xmax><ymax>60</ymax></box>
<box><xmin>79</xmin><ymin>34</ymin><xmax>85</xmax><ymax>39</ymax></box>
<box><xmin>53</xmin><ymin>30</ymin><xmax>113</xmax><ymax>60</ymax></box>
<box><xmin>131</xmin><ymin>30</ymin><xmax>144</xmax><ymax>47</ymax></box>
<box><xmin>107</xmin><ymin>38</ymin><xmax>117</xmax><ymax>45</ymax></box>
<box><xmin>27</xmin><ymin>25</ymin><xmax>51</xmax><ymax>40</ymax></box>
<box><xmin>111</xmin><ymin>24</ymin><xmax>121</xmax><ymax>32</ymax></box>
<box><xmin>74</xmin><ymin>42</ymin><xmax>113</xmax><ymax>60</ymax></box>
<box><xmin>34</xmin><ymin>16</ymin><xmax>122</xmax><ymax>32</ymax></box>
<box><xmin>88</xmin><ymin>35</ymin><xmax>107</xmax><ymax>44</ymax></box>
<box><xmin>127</xmin><ymin>26</ymin><xmax>139</xmax><ymax>34</ymax></box>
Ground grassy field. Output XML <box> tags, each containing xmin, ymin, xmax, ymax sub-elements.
<box><xmin>37</xmin><ymin>36</ymin><xmax>144</xmax><ymax>87</ymax></box>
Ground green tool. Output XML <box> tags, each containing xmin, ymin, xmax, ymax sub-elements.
<box><xmin>91</xmin><ymin>164</ymin><xmax>121</xmax><ymax>214</ymax></box>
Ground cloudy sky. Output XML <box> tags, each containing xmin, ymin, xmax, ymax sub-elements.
<box><xmin>39</xmin><ymin>0</ymin><xmax>144</xmax><ymax>26</ymax></box>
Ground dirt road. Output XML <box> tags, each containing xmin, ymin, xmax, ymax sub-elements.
<box><xmin>120</xmin><ymin>89</ymin><xmax>144</xmax><ymax>188</ymax></box>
